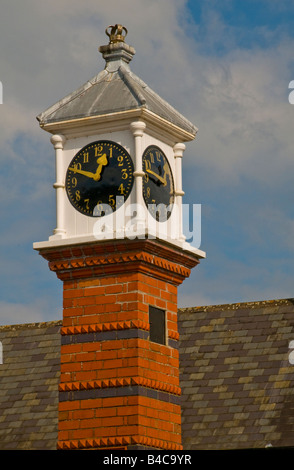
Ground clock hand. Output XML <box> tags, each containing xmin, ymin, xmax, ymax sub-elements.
<box><xmin>146</xmin><ymin>168</ymin><xmax>167</xmax><ymax>186</ymax></box>
<box><xmin>162</xmin><ymin>162</ymin><xmax>169</xmax><ymax>185</ymax></box>
<box><xmin>93</xmin><ymin>153</ymin><xmax>108</xmax><ymax>181</ymax></box>
<box><xmin>69</xmin><ymin>153</ymin><xmax>108</xmax><ymax>181</ymax></box>
<box><xmin>68</xmin><ymin>167</ymin><xmax>100</xmax><ymax>179</ymax></box>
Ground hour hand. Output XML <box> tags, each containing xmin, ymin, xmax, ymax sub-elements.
<box><xmin>93</xmin><ymin>153</ymin><xmax>108</xmax><ymax>181</ymax></box>
<box><xmin>145</xmin><ymin>168</ymin><xmax>167</xmax><ymax>186</ymax></box>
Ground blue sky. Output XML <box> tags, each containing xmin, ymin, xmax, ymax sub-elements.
<box><xmin>1</xmin><ymin>0</ymin><xmax>294</xmax><ymax>325</ymax></box>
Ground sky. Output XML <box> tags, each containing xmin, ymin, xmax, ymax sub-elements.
<box><xmin>1</xmin><ymin>0</ymin><xmax>294</xmax><ymax>325</ymax></box>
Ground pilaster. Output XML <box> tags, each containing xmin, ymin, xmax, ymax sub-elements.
<box><xmin>50</xmin><ymin>134</ymin><xmax>67</xmax><ymax>240</ymax></box>
<box><xmin>130</xmin><ymin>121</ymin><xmax>146</xmax><ymax>230</ymax></box>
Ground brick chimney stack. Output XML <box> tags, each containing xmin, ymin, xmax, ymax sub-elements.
<box><xmin>40</xmin><ymin>239</ymin><xmax>199</xmax><ymax>449</ymax></box>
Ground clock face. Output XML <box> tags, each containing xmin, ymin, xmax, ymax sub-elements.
<box><xmin>66</xmin><ymin>140</ymin><xmax>134</xmax><ymax>217</ymax></box>
<box><xmin>142</xmin><ymin>145</ymin><xmax>174</xmax><ymax>221</ymax></box>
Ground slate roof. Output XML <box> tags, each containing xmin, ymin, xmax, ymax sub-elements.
<box><xmin>0</xmin><ymin>321</ymin><xmax>61</xmax><ymax>450</ymax></box>
<box><xmin>1</xmin><ymin>298</ymin><xmax>294</xmax><ymax>450</ymax></box>
<box><xmin>36</xmin><ymin>38</ymin><xmax>197</xmax><ymax>137</ymax></box>
<box><xmin>179</xmin><ymin>299</ymin><xmax>294</xmax><ymax>449</ymax></box>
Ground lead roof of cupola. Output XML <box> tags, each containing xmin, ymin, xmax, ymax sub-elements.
<box><xmin>36</xmin><ymin>24</ymin><xmax>197</xmax><ymax>137</ymax></box>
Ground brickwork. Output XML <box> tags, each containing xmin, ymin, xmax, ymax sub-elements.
<box><xmin>39</xmin><ymin>239</ymin><xmax>200</xmax><ymax>450</ymax></box>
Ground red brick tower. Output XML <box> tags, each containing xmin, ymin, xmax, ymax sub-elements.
<box><xmin>34</xmin><ymin>25</ymin><xmax>205</xmax><ymax>450</ymax></box>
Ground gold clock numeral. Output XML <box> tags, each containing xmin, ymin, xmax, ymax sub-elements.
<box><xmin>72</xmin><ymin>177</ymin><xmax>77</xmax><ymax>188</ymax></box>
<box><xmin>84</xmin><ymin>199</ymin><xmax>90</xmax><ymax>210</ymax></box>
<box><xmin>117</xmin><ymin>156</ymin><xmax>124</xmax><ymax>166</ymax></box>
<box><xmin>121</xmin><ymin>168</ymin><xmax>128</xmax><ymax>180</ymax></box>
<box><xmin>109</xmin><ymin>194</ymin><xmax>115</xmax><ymax>208</ymax></box>
<box><xmin>146</xmin><ymin>187</ymin><xmax>151</xmax><ymax>198</ymax></box>
<box><xmin>118</xmin><ymin>183</ymin><xmax>125</xmax><ymax>195</ymax></box>
<box><xmin>145</xmin><ymin>159</ymin><xmax>151</xmax><ymax>171</ymax></box>
<box><xmin>95</xmin><ymin>144</ymin><xmax>113</xmax><ymax>159</ymax></box>
<box><xmin>83</xmin><ymin>152</ymin><xmax>89</xmax><ymax>163</ymax></box>
<box><xmin>149</xmin><ymin>152</ymin><xmax>155</xmax><ymax>163</ymax></box>
<box><xmin>95</xmin><ymin>145</ymin><xmax>103</xmax><ymax>156</ymax></box>
<box><xmin>75</xmin><ymin>190</ymin><xmax>81</xmax><ymax>201</ymax></box>
<box><xmin>96</xmin><ymin>200</ymin><xmax>103</xmax><ymax>215</ymax></box>
<box><xmin>156</xmin><ymin>150</ymin><xmax>161</xmax><ymax>162</ymax></box>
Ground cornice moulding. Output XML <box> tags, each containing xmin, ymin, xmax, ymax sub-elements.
<box><xmin>39</xmin><ymin>108</ymin><xmax>197</xmax><ymax>144</ymax></box>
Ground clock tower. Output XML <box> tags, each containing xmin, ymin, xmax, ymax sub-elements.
<box><xmin>34</xmin><ymin>25</ymin><xmax>205</xmax><ymax>450</ymax></box>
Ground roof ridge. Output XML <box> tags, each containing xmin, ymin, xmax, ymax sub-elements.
<box><xmin>178</xmin><ymin>297</ymin><xmax>294</xmax><ymax>313</ymax></box>
<box><xmin>118</xmin><ymin>66</ymin><xmax>146</xmax><ymax>106</ymax></box>
<box><xmin>0</xmin><ymin>319</ymin><xmax>62</xmax><ymax>331</ymax></box>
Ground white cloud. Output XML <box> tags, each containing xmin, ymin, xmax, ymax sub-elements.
<box><xmin>182</xmin><ymin>43</ymin><xmax>294</xmax><ymax>186</ymax></box>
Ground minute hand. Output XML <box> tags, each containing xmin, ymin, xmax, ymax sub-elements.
<box><xmin>146</xmin><ymin>169</ymin><xmax>167</xmax><ymax>186</ymax></box>
<box><xmin>69</xmin><ymin>153</ymin><xmax>108</xmax><ymax>181</ymax></box>
<box><xmin>69</xmin><ymin>167</ymin><xmax>100</xmax><ymax>180</ymax></box>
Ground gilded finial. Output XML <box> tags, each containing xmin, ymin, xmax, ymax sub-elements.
<box><xmin>106</xmin><ymin>24</ymin><xmax>128</xmax><ymax>44</ymax></box>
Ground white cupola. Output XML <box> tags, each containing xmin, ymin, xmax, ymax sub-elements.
<box><xmin>34</xmin><ymin>24</ymin><xmax>205</xmax><ymax>261</ymax></box>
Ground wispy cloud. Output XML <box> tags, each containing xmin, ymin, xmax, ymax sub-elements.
<box><xmin>0</xmin><ymin>299</ymin><xmax>61</xmax><ymax>326</ymax></box>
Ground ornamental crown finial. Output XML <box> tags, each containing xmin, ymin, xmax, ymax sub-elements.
<box><xmin>105</xmin><ymin>24</ymin><xmax>128</xmax><ymax>44</ymax></box>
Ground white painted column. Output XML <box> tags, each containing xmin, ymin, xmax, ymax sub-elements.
<box><xmin>50</xmin><ymin>134</ymin><xmax>67</xmax><ymax>239</ymax></box>
<box><xmin>130</xmin><ymin>121</ymin><xmax>146</xmax><ymax>232</ymax></box>
<box><xmin>173</xmin><ymin>143</ymin><xmax>186</xmax><ymax>241</ymax></box>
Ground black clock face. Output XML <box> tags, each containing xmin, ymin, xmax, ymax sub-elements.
<box><xmin>142</xmin><ymin>145</ymin><xmax>174</xmax><ymax>221</ymax></box>
<box><xmin>66</xmin><ymin>140</ymin><xmax>134</xmax><ymax>217</ymax></box>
